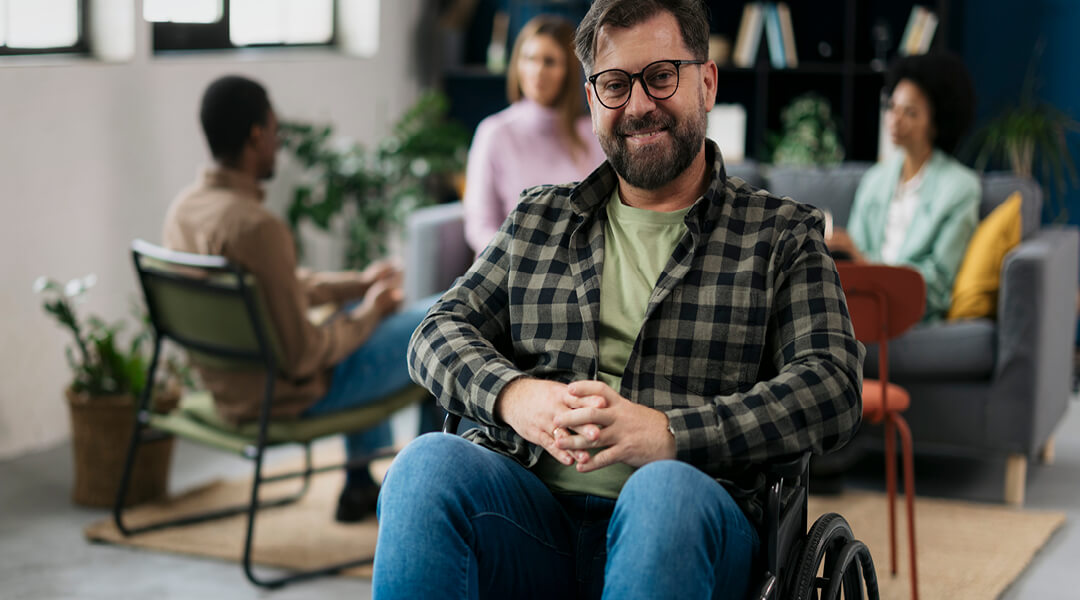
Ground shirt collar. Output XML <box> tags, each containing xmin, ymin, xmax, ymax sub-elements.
<box><xmin>200</xmin><ymin>166</ymin><xmax>266</xmax><ymax>202</ymax></box>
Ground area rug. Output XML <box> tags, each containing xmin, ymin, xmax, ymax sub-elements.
<box><xmin>87</xmin><ymin>464</ymin><xmax>1064</xmax><ymax>599</ymax></box>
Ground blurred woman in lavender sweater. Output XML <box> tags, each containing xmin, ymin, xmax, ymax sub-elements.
<box><xmin>462</xmin><ymin>14</ymin><xmax>606</xmax><ymax>254</ymax></box>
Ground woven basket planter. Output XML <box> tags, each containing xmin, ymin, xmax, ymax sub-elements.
<box><xmin>66</xmin><ymin>388</ymin><xmax>175</xmax><ymax>507</ymax></box>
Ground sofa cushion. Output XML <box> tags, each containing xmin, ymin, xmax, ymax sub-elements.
<box><xmin>948</xmin><ymin>192</ymin><xmax>1023</xmax><ymax>320</ymax></box>
<box><xmin>764</xmin><ymin>163</ymin><xmax>873</xmax><ymax>228</ymax></box>
<box><xmin>863</xmin><ymin>318</ymin><xmax>997</xmax><ymax>381</ymax></box>
<box><xmin>725</xmin><ymin>160</ymin><xmax>767</xmax><ymax>189</ymax></box>
<box><xmin>980</xmin><ymin>173</ymin><xmax>1042</xmax><ymax>239</ymax></box>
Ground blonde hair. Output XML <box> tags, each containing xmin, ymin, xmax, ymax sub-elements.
<box><xmin>506</xmin><ymin>15</ymin><xmax>589</xmax><ymax>161</ymax></box>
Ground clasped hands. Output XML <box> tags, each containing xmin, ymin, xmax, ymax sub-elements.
<box><xmin>495</xmin><ymin>378</ymin><xmax>676</xmax><ymax>472</ymax></box>
<box><xmin>350</xmin><ymin>259</ymin><xmax>405</xmax><ymax>320</ymax></box>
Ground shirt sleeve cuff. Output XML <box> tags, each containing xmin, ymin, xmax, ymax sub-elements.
<box><xmin>665</xmin><ymin>406</ymin><xmax>722</xmax><ymax>465</ymax></box>
<box><xmin>468</xmin><ymin>361</ymin><xmax>526</xmax><ymax>427</ymax></box>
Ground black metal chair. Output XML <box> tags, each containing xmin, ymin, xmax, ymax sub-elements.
<box><xmin>115</xmin><ymin>239</ymin><xmax>425</xmax><ymax>588</ymax></box>
<box><xmin>442</xmin><ymin>413</ymin><xmax>879</xmax><ymax>599</ymax></box>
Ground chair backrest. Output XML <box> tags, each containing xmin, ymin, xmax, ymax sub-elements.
<box><xmin>131</xmin><ymin>239</ymin><xmax>285</xmax><ymax>370</ymax></box>
<box><xmin>837</xmin><ymin>263</ymin><xmax>925</xmax><ymax>395</ymax></box>
<box><xmin>837</xmin><ymin>263</ymin><xmax>925</xmax><ymax>345</ymax></box>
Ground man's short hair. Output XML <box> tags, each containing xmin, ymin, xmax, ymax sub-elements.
<box><xmin>574</xmin><ymin>0</ymin><xmax>710</xmax><ymax>75</ymax></box>
<box><xmin>199</xmin><ymin>75</ymin><xmax>271</xmax><ymax>162</ymax></box>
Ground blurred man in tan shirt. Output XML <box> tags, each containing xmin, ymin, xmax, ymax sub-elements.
<box><xmin>163</xmin><ymin>75</ymin><xmax>436</xmax><ymax>522</ymax></box>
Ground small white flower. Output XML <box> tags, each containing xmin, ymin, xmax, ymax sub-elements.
<box><xmin>32</xmin><ymin>277</ymin><xmax>49</xmax><ymax>294</ymax></box>
<box><xmin>410</xmin><ymin>158</ymin><xmax>431</xmax><ymax>178</ymax></box>
<box><xmin>64</xmin><ymin>278</ymin><xmax>83</xmax><ymax>298</ymax></box>
<box><xmin>82</xmin><ymin>274</ymin><xmax>97</xmax><ymax>290</ymax></box>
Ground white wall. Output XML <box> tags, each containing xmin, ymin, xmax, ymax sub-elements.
<box><xmin>0</xmin><ymin>0</ymin><xmax>426</xmax><ymax>460</ymax></box>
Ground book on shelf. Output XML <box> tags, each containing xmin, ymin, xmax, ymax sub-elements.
<box><xmin>733</xmin><ymin>3</ymin><xmax>765</xmax><ymax>68</ymax></box>
<box><xmin>899</xmin><ymin>5</ymin><xmax>938</xmax><ymax>56</ymax></box>
<box><xmin>776</xmin><ymin>2</ymin><xmax>798</xmax><ymax>68</ymax></box>
<box><xmin>898</xmin><ymin>6</ymin><xmax>921</xmax><ymax>55</ymax></box>
<box><xmin>486</xmin><ymin>11</ymin><xmax>509</xmax><ymax>73</ymax></box>
<box><xmin>763</xmin><ymin>3</ymin><xmax>786</xmax><ymax>69</ymax></box>
<box><xmin>916</xmin><ymin>11</ymin><xmax>939</xmax><ymax>54</ymax></box>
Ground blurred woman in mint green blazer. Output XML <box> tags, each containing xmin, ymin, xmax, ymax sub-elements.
<box><xmin>828</xmin><ymin>53</ymin><xmax>980</xmax><ymax>321</ymax></box>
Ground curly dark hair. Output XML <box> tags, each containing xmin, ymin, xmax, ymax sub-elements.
<box><xmin>884</xmin><ymin>52</ymin><xmax>976</xmax><ymax>155</ymax></box>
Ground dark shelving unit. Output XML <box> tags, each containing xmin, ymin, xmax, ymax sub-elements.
<box><xmin>709</xmin><ymin>0</ymin><xmax>954</xmax><ymax>161</ymax></box>
<box><xmin>440</xmin><ymin>0</ymin><xmax>958</xmax><ymax>162</ymax></box>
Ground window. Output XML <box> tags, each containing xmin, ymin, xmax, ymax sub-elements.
<box><xmin>0</xmin><ymin>0</ymin><xmax>87</xmax><ymax>56</ymax></box>
<box><xmin>143</xmin><ymin>0</ymin><xmax>222</xmax><ymax>24</ymax></box>
<box><xmin>146</xmin><ymin>0</ymin><xmax>335</xmax><ymax>52</ymax></box>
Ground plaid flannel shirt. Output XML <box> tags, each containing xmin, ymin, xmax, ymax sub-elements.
<box><xmin>408</xmin><ymin>141</ymin><xmax>863</xmax><ymax>498</ymax></box>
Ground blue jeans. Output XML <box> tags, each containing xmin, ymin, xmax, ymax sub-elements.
<box><xmin>302</xmin><ymin>295</ymin><xmax>440</xmax><ymax>473</ymax></box>
<box><xmin>373</xmin><ymin>434</ymin><xmax>760</xmax><ymax>600</ymax></box>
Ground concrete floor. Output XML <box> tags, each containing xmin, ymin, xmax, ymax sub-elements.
<box><xmin>2</xmin><ymin>396</ymin><xmax>1078</xmax><ymax>599</ymax></box>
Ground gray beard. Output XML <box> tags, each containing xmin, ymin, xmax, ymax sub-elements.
<box><xmin>598</xmin><ymin>103</ymin><xmax>707</xmax><ymax>190</ymax></box>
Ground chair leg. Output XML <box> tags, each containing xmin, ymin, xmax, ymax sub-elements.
<box><xmin>883</xmin><ymin>417</ymin><xmax>898</xmax><ymax>577</ymax></box>
<box><xmin>1004</xmin><ymin>454</ymin><xmax>1027</xmax><ymax>507</ymax></box>
<box><xmin>240</xmin><ymin>443</ymin><xmax>379</xmax><ymax>588</ymax></box>
<box><xmin>1039</xmin><ymin>436</ymin><xmax>1056</xmax><ymax>465</ymax></box>
<box><xmin>115</xmin><ymin>443</ymin><xmax>313</xmax><ymax>536</ymax></box>
<box><xmin>893</xmin><ymin>414</ymin><xmax>919</xmax><ymax>600</ymax></box>
<box><xmin>114</xmin><ymin>342</ymin><xmax>162</xmax><ymax>533</ymax></box>
<box><xmin>113</xmin><ymin>409</ymin><xmax>152</xmax><ymax>534</ymax></box>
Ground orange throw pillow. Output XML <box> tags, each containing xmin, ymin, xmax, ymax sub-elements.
<box><xmin>947</xmin><ymin>192</ymin><xmax>1023</xmax><ymax>320</ymax></box>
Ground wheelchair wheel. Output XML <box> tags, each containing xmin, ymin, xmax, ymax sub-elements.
<box><xmin>788</xmin><ymin>513</ymin><xmax>879</xmax><ymax>600</ymax></box>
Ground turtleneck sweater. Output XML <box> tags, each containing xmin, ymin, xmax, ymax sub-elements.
<box><xmin>462</xmin><ymin>98</ymin><xmax>606</xmax><ymax>253</ymax></box>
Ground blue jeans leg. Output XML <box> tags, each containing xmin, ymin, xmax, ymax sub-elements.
<box><xmin>373</xmin><ymin>434</ymin><xmax>580</xmax><ymax>600</ymax></box>
<box><xmin>303</xmin><ymin>295</ymin><xmax>438</xmax><ymax>470</ymax></box>
<box><xmin>603</xmin><ymin>460</ymin><xmax>760</xmax><ymax>600</ymax></box>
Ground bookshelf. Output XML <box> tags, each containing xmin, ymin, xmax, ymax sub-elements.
<box><xmin>439</xmin><ymin>0</ymin><xmax>958</xmax><ymax>162</ymax></box>
<box><xmin>709</xmin><ymin>0</ymin><xmax>955</xmax><ymax>161</ymax></box>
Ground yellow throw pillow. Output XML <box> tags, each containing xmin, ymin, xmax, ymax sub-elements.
<box><xmin>947</xmin><ymin>192</ymin><xmax>1023</xmax><ymax>320</ymax></box>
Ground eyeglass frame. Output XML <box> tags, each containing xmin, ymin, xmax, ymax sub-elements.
<box><xmin>587</xmin><ymin>59</ymin><xmax>707</xmax><ymax>110</ymax></box>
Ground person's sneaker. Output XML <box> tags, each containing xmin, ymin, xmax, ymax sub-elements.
<box><xmin>335</xmin><ymin>483</ymin><xmax>380</xmax><ymax>523</ymax></box>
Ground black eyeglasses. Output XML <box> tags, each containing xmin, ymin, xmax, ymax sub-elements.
<box><xmin>588</xmin><ymin>59</ymin><xmax>706</xmax><ymax>109</ymax></box>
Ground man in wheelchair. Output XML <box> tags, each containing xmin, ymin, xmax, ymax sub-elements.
<box><xmin>374</xmin><ymin>1</ymin><xmax>865</xmax><ymax>598</ymax></box>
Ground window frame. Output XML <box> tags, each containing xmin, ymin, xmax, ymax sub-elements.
<box><xmin>151</xmin><ymin>0</ymin><xmax>338</xmax><ymax>54</ymax></box>
<box><xmin>0</xmin><ymin>0</ymin><xmax>89</xmax><ymax>56</ymax></box>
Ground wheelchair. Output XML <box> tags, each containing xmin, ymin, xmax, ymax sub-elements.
<box><xmin>442</xmin><ymin>413</ymin><xmax>879</xmax><ymax>600</ymax></box>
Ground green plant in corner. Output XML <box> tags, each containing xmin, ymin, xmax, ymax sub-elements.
<box><xmin>968</xmin><ymin>44</ymin><xmax>1079</xmax><ymax>223</ymax></box>
<box><xmin>769</xmin><ymin>92</ymin><xmax>845</xmax><ymax>166</ymax></box>
<box><xmin>279</xmin><ymin>91</ymin><xmax>469</xmax><ymax>269</ymax></box>
<box><xmin>34</xmin><ymin>275</ymin><xmax>147</xmax><ymax>398</ymax></box>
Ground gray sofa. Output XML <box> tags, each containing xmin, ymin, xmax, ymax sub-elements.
<box><xmin>404</xmin><ymin>163</ymin><xmax>1079</xmax><ymax>505</ymax></box>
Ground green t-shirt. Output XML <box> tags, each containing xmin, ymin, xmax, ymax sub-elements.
<box><xmin>532</xmin><ymin>190</ymin><xmax>690</xmax><ymax>498</ymax></box>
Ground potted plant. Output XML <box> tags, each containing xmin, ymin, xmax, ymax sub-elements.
<box><xmin>279</xmin><ymin>91</ymin><xmax>469</xmax><ymax>269</ymax></box>
<box><xmin>34</xmin><ymin>274</ymin><xmax>176</xmax><ymax>507</ymax></box>
<box><xmin>769</xmin><ymin>92</ymin><xmax>845</xmax><ymax>166</ymax></box>
<box><xmin>968</xmin><ymin>43</ymin><xmax>1080</xmax><ymax>223</ymax></box>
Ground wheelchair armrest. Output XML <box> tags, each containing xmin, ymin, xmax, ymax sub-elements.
<box><xmin>765</xmin><ymin>452</ymin><xmax>811</xmax><ymax>484</ymax></box>
<box><xmin>443</xmin><ymin>412</ymin><xmax>462</xmax><ymax>434</ymax></box>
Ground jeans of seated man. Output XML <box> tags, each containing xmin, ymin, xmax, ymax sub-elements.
<box><xmin>302</xmin><ymin>294</ymin><xmax>441</xmax><ymax>521</ymax></box>
<box><xmin>373</xmin><ymin>433</ymin><xmax>760</xmax><ymax>600</ymax></box>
